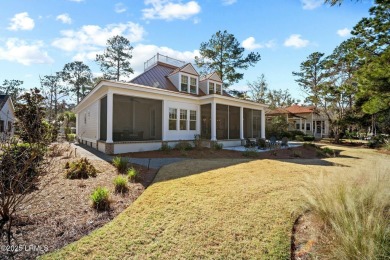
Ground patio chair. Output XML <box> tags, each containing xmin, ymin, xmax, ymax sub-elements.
<box><xmin>245</xmin><ymin>137</ymin><xmax>257</xmax><ymax>148</ymax></box>
<box><xmin>269</xmin><ymin>136</ymin><xmax>278</xmax><ymax>149</ymax></box>
<box><xmin>281</xmin><ymin>137</ymin><xmax>289</xmax><ymax>148</ymax></box>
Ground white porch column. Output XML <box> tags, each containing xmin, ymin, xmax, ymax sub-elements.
<box><xmin>75</xmin><ymin>114</ymin><xmax>78</xmax><ymax>136</ymax></box>
<box><xmin>211</xmin><ymin>102</ymin><xmax>217</xmax><ymax>141</ymax></box>
<box><xmin>161</xmin><ymin>100</ymin><xmax>166</xmax><ymax>141</ymax></box>
<box><xmin>239</xmin><ymin>107</ymin><xmax>244</xmax><ymax>139</ymax></box>
<box><xmin>106</xmin><ymin>91</ymin><xmax>113</xmax><ymax>143</ymax></box>
<box><xmin>304</xmin><ymin>119</ymin><xmax>307</xmax><ymax>134</ymax></box>
<box><xmin>299</xmin><ymin>118</ymin><xmax>302</xmax><ymax>132</ymax></box>
<box><xmin>261</xmin><ymin>109</ymin><xmax>266</xmax><ymax>139</ymax></box>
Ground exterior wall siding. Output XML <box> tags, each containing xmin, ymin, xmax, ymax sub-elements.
<box><xmin>78</xmin><ymin>101</ymin><xmax>99</xmax><ymax>141</ymax></box>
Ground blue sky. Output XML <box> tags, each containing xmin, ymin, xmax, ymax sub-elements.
<box><xmin>0</xmin><ymin>0</ymin><xmax>373</xmax><ymax>101</ymax></box>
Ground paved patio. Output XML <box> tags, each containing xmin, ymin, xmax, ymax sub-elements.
<box><xmin>223</xmin><ymin>142</ymin><xmax>302</xmax><ymax>152</ymax></box>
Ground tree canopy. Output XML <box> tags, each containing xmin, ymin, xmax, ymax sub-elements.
<box><xmin>0</xmin><ymin>80</ymin><xmax>24</xmax><ymax>102</ymax></box>
<box><xmin>61</xmin><ymin>61</ymin><xmax>92</xmax><ymax>104</ymax></box>
<box><xmin>195</xmin><ymin>30</ymin><xmax>261</xmax><ymax>88</ymax></box>
<box><xmin>96</xmin><ymin>35</ymin><xmax>134</xmax><ymax>81</ymax></box>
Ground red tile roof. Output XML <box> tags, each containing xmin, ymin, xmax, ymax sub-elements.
<box><xmin>285</xmin><ymin>104</ymin><xmax>315</xmax><ymax>114</ymax></box>
<box><xmin>265</xmin><ymin>107</ymin><xmax>290</xmax><ymax>115</ymax></box>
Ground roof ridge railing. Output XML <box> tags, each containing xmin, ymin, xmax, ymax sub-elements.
<box><xmin>144</xmin><ymin>53</ymin><xmax>186</xmax><ymax>71</ymax></box>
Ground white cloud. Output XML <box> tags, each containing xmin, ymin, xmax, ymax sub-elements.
<box><xmin>115</xmin><ymin>3</ymin><xmax>127</xmax><ymax>13</ymax></box>
<box><xmin>337</xmin><ymin>28</ymin><xmax>351</xmax><ymax>37</ymax></box>
<box><xmin>284</xmin><ymin>34</ymin><xmax>309</xmax><ymax>48</ymax></box>
<box><xmin>222</xmin><ymin>0</ymin><xmax>236</xmax><ymax>5</ymax></box>
<box><xmin>242</xmin><ymin>37</ymin><xmax>275</xmax><ymax>50</ymax></box>
<box><xmin>142</xmin><ymin>0</ymin><xmax>201</xmax><ymax>21</ymax></box>
<box><xmin>69</xmin><ymin>0</ymin><xmax>84</xmax><ymax>2</ymax></box>
<box><xmin>193</xmin><ymin>17</ymin><xmax>201</xmax><ymax>24</ymax></box>
<box><xmin>56</xmin><ymin>13</ymin><xmax>72</xmax><ymax>24</ymax></box>
<box><xmin>301</xmin><ymin>0</ymin><xmax>322</xmax><ymax>10</ymax></box>
<box><xmin>52</xmin><ymin>22</ymin><xmax>145</xmax><ymax>52</ymax></box>
<box><xmin>8</xmin><ymin>12</ymin><xmax>35</xmax><ymax>31</ymax></box>
<box><xmin>76</xmin><ymin>44</ymin><xmax>199</xmax><ymax>79</ymax></box>
<box><xmin>0</xmin><ymin>38</ymin><xmax>53</xmax><ymax>65</ymax></box>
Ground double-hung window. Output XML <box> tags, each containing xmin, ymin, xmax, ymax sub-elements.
<box><xmin>209</xmin><ymin>82</ymin><xmax>215</xmax><ymax>94</ymax></box>
<box><xmin>180</xmin><ymin>109</ymin><xmax>187</xmax><ymax>130</ymax></box>
<box><xmin>169</xmin><ymin>108</ymin><xmax>177</xmax><ymax>130</ymax></box>
<box><xmin>190</xmin><ymin>110</ymin><xmax>196</xmax><ymax>130</ymax></box>
<box><xmin>181</xmin><ymin>75</ymin><xmax>188</xmax><ymax>92</ymax></box>
<box><xmin>216</xmin><ymin>84</ymin><xmax>222</xmax><ymax>94</ymax></box>
<box><xmin>190</xmin><ymin>77</ymin><xmax>197</xmax><ymax>94</ymax></box>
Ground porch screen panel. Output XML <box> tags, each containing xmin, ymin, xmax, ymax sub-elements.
<box><xmin>100</xmin><ymin>96</ymin><xmax>107</xmax><ymax>141</ymax></box>
<box><xmin>201</xmin><ymin>104</ymin><xmax>211</xmax><ymax>139</ymax></box>
<box><xmin>113</xmin><ymin>94</ymin><xmax>162</xmax><ymax>141</ymax></box>
<box><xmin>229</xmin><ymin>106</ymin><xmax>240</xmax><ymax>139</ymax></box>
<box><xmin>252</xmin><ymin>110</ymin><xmax>261</xmax><ymax>138</ymax></box>
<box><xmin>243</xmin><ymin>108</ymin><xmax>253</xmax><ymax>138</ymax></box>
<box><xmin>216</xmin><ymin>104</ymin><xmax>228</xmax><ymax>139</ymax></box>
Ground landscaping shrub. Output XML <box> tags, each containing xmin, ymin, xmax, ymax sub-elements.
<box><xmin>49</xmin><ymin>143</ymin><xmax>63</xmax><ymax>157</ymax></box>
<box><xmin>292</xmin><ymin>150</ymin><xmax>302</xmax><ymax>158</ymax></box>
<box><xmin>66</xmin><ymin>133</ymin><xmax>76</xmax><ymax>142</ymax></box>
<box><xmin>90</xmin><ymin>187</ymin><xmax>110</xmax><ymax>211</ymax></box>
<box><xmin>242</xmin><ymin>147</ymin><xmax>258</xmax><ymax>158</ymax></box>
<box><xmin>303</xmin><ymin>135</ymin><xmax>315</xmax><ymax>142</ymax></box>
<box><xmin>160</xmin><ymin>143</ymin><xmax>171</xmax><ymax>152</ymax></box>
<box><xmin>289</xmin><ymin>130</ymin><xmax>305</xmax><ymax>140</ymax></box>
<box><xmin>257</xmin><ymin>138</ymin><xmax>267</xmax><ymax>149</ymax></box>
<box><xmin>295</xmin><ymin>135</ymin><xmax>304</xmax><ymax>141</ymax></box>
<box><xmin>193</xmin><ymin>134</ymin><xmax>202</xmax><ymax>149</ymax></box>
<box><xmin>127</xmin><ymin>167</ymin><xmax>139</xmax><ymax>182</ymax></box>
<box><xmin>302</xmin><ymin>172</ymin><xmax>390</xmax><ymax>259</ymax></box>
<box><xmin>211</xmin><ymin>142</ymin><xmax>223</xmax><ymax>150</ymax></box>
<box><xmin>174</xmin><ymin>140</ymin><xmax>193</xmax><ymax>151</ymax></box>
<box><xmin>65</xmin><ymin>157</ymin><xmax>97</xmax><ymax>179</ymax></box>
<box><xmin>112</xmin><ymin>156</ymin><xmax>128</xmax><ymax>173</ymax></box>
<box><xmin>113</xmin><ymin>176</ymin><xmax>128</xmax><ymax>193</ymax></box>
<box><xmin>303</xmin><ymin>142</ymin><xmax>315</xmax><ymax>149</ymax></box>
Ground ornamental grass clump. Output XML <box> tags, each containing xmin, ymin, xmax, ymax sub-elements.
<box><xmin>127</xmin><ymin>167</ymin><xmax>139</xmax><ymax>183</ymax></box>
<box><xmin>113</xmin><ymin>176</ymin><xmax>128</xmax><ymax>193</ymax></box>
<box><xmin>302</xmin><ymin>170</ymin><xmax>390</xmax><ymax>259</ymax></box>
<box><xmin>112</xmin><ymin>156</ymin><xmax>128</xmax><ymax>173</ymax></box>
<box><xmin>91</xmin><ymin>187</ymin><xmax>110</xmax><ymax>211</ymax></box>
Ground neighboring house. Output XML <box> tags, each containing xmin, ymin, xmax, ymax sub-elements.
<box><xmin>0</xmin><ymin>95</ymin><xmax>15</xmax><ymax>140</ymax></box>
<box><xmin>75</xmin><ymin>53</ymin><xmax>267</xmax><ymax>154</ymax></box>
<box><xmin>266</xmin><ymin>104</ymin><xmax>329</xmax><ymax>138</ymax></box>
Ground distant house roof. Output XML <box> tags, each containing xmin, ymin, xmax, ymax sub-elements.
<box><xmin>0</xmin><ymin>95</ymin><xmax>10</xmax><ymax>110</ymax></box>
<box><xmin>266</xmin><ymin>104</ymin><xmax>317</xmax><ymax>116</ymax></box>
<box><xmin>286</xmin><ymin>104</ymin><xmax>316</xmax><ymax>114</ymax></box>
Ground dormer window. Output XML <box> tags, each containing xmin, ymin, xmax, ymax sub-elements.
<box><xmin>216</xmin><ymin>84</ymin><xmax>222</xmax><ymax>94</ymax></box>
<box><xmin>209</xmin><ymin>82</ymin><xmax>215</xmax><ymax>94</ymax></box>
<box><xmin>181</xmin><ymin>75</ymin><xmax>188</xmax><ymax>92</ymax></box>
<box><xmin>190</xmin><ymin>77</ymin><xmax>197</xmax><ymax>94</ymax></box>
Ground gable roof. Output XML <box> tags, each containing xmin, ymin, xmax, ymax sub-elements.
<box><xmin>200</xmin><ymin>72</ymin><xmax>222</xmax><ymax>82</ymax></box>
<box><xmin>0</xmin><ymin>95</ymin><xmax>10</xmax><ymax>110</ymax></box>
<box><xmin>285</xmin><ymin>104</ymin><xmax>315</xmax><ymax>114</ymax></box>
<box><xmin>167</xmin><ymin>63</ymin><xmax>199</xmax><ymax>77</ymax></box>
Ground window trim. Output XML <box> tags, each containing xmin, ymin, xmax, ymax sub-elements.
<box><xmin>216</xmin><ymin>84</ymin><xmax>222</xmax><ymax>95</ymax></box>
<box><xmin>180</xmin><ymin>109</ymin><xmax>187</xmax><ymax>130</ymax></box>
<box><xmin>209</xmin><ymin>82</ymin><xmax>215</xmax><ymax>94</ymax></box>
<box><xmin>180</xmin><ymin>75</ymin><xmax>188</xmax><ymax>92</ymax></box>
<box><xmin>190</xmin><ymin>110</ymin><xmax>196</xmax><ymax>130</ymax></box>
<box><xmin>190</xmin><ymin>77</ymin><xmax>197</xmax><ymax>94</ymax></box>
<box><xmin>169</xmin><ymin>108</ymin><xmax>177</xmax><ymax>130</ymax></box>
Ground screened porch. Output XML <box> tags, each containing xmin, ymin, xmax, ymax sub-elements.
<box><xmin>100</xmin><ymin>94</ymin><xmax>162</xmax><ymax>142</ymax></box>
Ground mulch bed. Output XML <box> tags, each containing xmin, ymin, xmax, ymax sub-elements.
<box><xmin>0</xmin><ymin>144</ymin><xmax>158</xmax><ymax>260</ymax></box>
<box><xmin>121</xmin><ymin>145</ymin><xmax>320</xmax><ymax>160</ymax></box>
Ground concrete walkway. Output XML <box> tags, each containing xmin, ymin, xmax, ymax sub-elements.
<box><xmin>71</xmin><ymin>143</ymin><xmax>188</xmax><ymax>169</ymax></box>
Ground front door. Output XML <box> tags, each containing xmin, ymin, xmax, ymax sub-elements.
<box><xmin>316</xmin><ymin>121</ymin><xmax>322</xmax><ymax>134</ymax></box>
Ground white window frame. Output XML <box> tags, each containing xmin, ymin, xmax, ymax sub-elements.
<box><xmin>209</xmin><ymin>82</ymin><xmax>215</xmax><ymax>94</ymax></box>
<box><xmin>180</xmin><ymin>75</ymin><xmax>188</xmax><ymax>92</ymax></box>
<box><xmin>180</xmin><ymin>109</ymin><xmax>187</xmax><ymax>130</ymax></box>
<box><xmin>216</xmin><ymin>84</ymin><xmax>222</xmax><ymax>95</ymax></box>
<box><xmin>190</xmin><ymin>110</ymin><xmax>196</xmax><ymax>130</ymax></box>
<box><xmin>169</xmin><ymin>108</ymin><xmax>177</xmax><ymax>130</ymax></box>
<box><xmin>190</xmin><ymin>77</ymin><xmax>197</xmax><ymax>94</ymax></box>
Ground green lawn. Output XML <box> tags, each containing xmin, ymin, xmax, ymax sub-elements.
<box><xmin>44</xmin><ymin>147</ymin><xmax>389</xmax><ymax>259</ymax></box>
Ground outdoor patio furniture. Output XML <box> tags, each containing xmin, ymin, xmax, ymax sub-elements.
<box><xmin>257</xmin><ymin>138</ymin><xmax>267</xmax><ymax>150</ymax></box>
<box><xmin>245</xmin><ymin>138</ymin><xmax>257</xmax><ymax>148</ymax></box>
<box><xmin>281</xmin><ymin>137</ymin><xmax>289</xmax><ymax>147</ymax></box>
<box><xmin>269</xmin><ymin>136</ymin><xmax>278</xmax><ymax>149</ymax></box>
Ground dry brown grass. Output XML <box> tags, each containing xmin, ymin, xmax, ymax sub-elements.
<box><xmin>44</xmin><ymin>145</ymin><xmax>390</xmax><ymax>259</ymax></box>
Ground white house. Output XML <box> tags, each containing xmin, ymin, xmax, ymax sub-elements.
<box><xmin>266</xmin><ymin>104</ymin><xmax>330</xmax><ymax>138</ymax></box>
<box><xmin>75</xmin><ymin>54</ymin><xmax>267</xmax><ymax>154</ymax></box>
<box><xmin>0</xmin><ymin>95</ymin><xmax>15</xmax><ymax>140</ymax></box>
